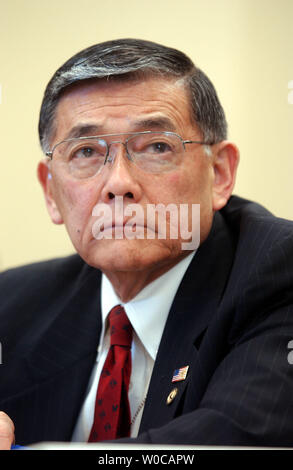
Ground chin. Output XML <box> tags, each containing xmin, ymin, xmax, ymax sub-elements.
<box><xmin>81</xmin><ymin>238</ymin><xmax>181</xmax><ymax>273</ymax></box>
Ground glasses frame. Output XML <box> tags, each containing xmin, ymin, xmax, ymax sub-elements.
<box><xmin>46</xmin><ymin>131</ymin><xmax>212</xmax><ymax>162</ymax></box>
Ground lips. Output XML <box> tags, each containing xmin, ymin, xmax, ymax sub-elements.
<box><xmin>91</xmin><ymin>198</ymin><xmax>170</xmax><ymax>241</ymax></box>
<box><xmin>92</xmin><ymin>216</ymin><xmax>157</xmax><ymax>241</ymax></box>
<box><xmin>100</xmin><ymin>220</ymin><xmax>155</xmax><ymax>236</ymax></box>
<box><xmin>101</xmin><ymin>220</ymin><xmax>149</xmax><ymax>231</ymax></box>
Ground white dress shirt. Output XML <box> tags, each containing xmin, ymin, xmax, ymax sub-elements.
<box><xmin>71</xmin><ymin>252</ymin><xmax>195</xmax><ymax>442</ymax></box>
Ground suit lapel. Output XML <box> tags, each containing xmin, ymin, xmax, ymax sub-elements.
<box><xmin>139</xmin><ymin>210</ymin><xmax>235</xmax><ymax>433</ymax></box>
<box><xmin>26</xmin><ymin>263</ymin><xmax>102</xmax><ymax>382</ymax></box>
<box><xmin>2</xmin><ymin>262</ymin><xmax>103</xmax><ymax>442</ymax></box>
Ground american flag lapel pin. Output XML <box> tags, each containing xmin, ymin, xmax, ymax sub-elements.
<box><xmin>172</xmin><ymin>365</ymin><xmax>189</xmax><ymax>382</ymax></box>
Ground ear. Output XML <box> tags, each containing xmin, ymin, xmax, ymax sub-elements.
<box><xmin>37</xmin><ymin>160</ymin><xmax>64</xmax><ymax>225</ymax></box>
<box><xmin>212</xmin><ymin>141</ymin><xmax>239</xmax><ymax>211</ymax></box>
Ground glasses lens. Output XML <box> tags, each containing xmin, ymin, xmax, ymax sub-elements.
<box><xmin>53</xmin><ymin>138</ymin><xmax>107</xmax><ymax>178</ymax></box>
<box><xmin>128</xmin><ymin>132</ymin><xmax>184</xmax><ymax>173</ymax></box>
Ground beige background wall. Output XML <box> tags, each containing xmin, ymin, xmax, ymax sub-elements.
<box><xmin>0</xmin><ymin>0</ymin><xmax>292</xmax><ymax>270</ymax></box>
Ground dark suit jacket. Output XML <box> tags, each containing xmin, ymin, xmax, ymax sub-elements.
<box><xmin>1</xmin><ymin>195</ymin><xmax>293</xmax><ymax>446</ymax></box>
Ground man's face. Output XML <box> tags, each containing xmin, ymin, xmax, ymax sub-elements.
<box><xmin>38</xmin><ymin>76</ymin><xmax>237</xmax><ymax>279</ymax></box>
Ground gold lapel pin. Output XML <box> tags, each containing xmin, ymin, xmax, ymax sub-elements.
<box><xmin>166</xmin><ymin>387</ymin><xmax>178</xmax><ymax>405</ymax></box>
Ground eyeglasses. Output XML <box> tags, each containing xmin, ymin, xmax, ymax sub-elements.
<box><xmin>46</xmin><ymin>131</ymin><xmax>212</xmax><ymax>178</ymax></box>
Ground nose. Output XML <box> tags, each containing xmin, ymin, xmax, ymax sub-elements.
<box><xmin>100</xmin><ymin>143</ymin><xmax>143</xmax><ymax>203</ymax></box>
<box><xmin>105</xmin><ymin>141</ymin><xmax>129</xmax><ymax>164</ymax></box>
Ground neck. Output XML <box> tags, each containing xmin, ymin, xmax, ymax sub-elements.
<box><xmin>103</xmin><ymin>256</ymin><xmax>187</xmax><ymax>302</ymax></box>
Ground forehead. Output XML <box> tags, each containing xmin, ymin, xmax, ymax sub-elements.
<box><xmin>52</xmin><ymin>76</ymin><xmax>196</xmax><ymax>142</ymax></box>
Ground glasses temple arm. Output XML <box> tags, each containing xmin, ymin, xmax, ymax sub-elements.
<box><xmin>183</xmin><ymin>140</ymin><xmax>214</xmax><ymax>145</ymax></box>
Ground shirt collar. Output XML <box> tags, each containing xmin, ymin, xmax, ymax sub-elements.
<box><xmin>101</xmin><ymin>251</ymin><xmax>196</xmax><ymax>361</ymax></box>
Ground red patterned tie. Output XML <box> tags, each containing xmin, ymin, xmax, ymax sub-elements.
<box><xmin>88</xmin><ymin>305</ymin><xmax>133</xmax><ymax>441</ymax></box>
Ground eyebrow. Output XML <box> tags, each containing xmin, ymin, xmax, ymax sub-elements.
<box><xmin>65</xmin><ymin>124</ymin><xmax>103</xmax><ymax>140</ymax></box>
<box><xmin>131</xmin><ymin>116</ymin><xmax>177</xmax><ymax>132</ymax></box>
<box><xmin>64</xmin><ymin>115</ymin><xmax>177</xmax><ymax>140</ymax></box>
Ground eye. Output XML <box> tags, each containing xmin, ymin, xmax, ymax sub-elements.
<box><xmin>130</xmin><ymin>134</ymin><xmax>177</xmax><ymax>157</ymax></box>
<box><xmin>68</xmin><ymin>139</ymin><xmax>107</xmax><ymax>161</ymax></box>
<box><xmin>136</xmin><ymin>139</ymin><xmax>174</xmax><ymax>156</ymax></box>
<box><xmin>148</xmin><ymin>142</ymin><xmax>172</xmax><ymax>154</ymax></box>
<box><xmin>73</xmin><ymin>146</ymin><xmax>99</xmax><ymax>159</ymax></box>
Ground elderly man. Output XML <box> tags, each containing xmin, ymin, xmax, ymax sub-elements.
<box><xmin>1</xmin><ymin>38</ymin><xmax>293</xmax><ymax>449</ymax></box>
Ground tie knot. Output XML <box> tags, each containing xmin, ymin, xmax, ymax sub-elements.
<box><xmin>108</xmin><ymin>305</ymin><xmax>132</xmax><ymax>347</ymax></box>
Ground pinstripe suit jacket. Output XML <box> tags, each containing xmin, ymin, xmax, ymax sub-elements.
<box><xmin>1</xmin><ymin>195</ymin><xmax>293</xmax><ymax>446</ymax></box>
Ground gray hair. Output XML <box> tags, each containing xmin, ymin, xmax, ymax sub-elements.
<box><xmin>38</xmin><ymin>38</ymin><xmax>227</xmax><ymax>152</ymax></box>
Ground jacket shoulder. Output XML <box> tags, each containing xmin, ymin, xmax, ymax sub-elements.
<box><xmin>0</xmin><ymin>254</ymin><xmax>100</xmax><ymax>358</ymax></box>
<box><xmin>219</xmin><ymin>196</ymin><xmax>293</xmax><ymax>340</ymax></box>
<box><xmin>222</xmin><ymin>195</ymin><xmax>293</xmax><ymax>241</ymax></box>
<box><xmin>0</xmin><ymin>254</ymin><xmax>85</xmax><ymax>290</ymax></box>
<box><xmin>0</xmin><ymin>254</ymin><xmax>92</xmax><ymax>326</ymax></box>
